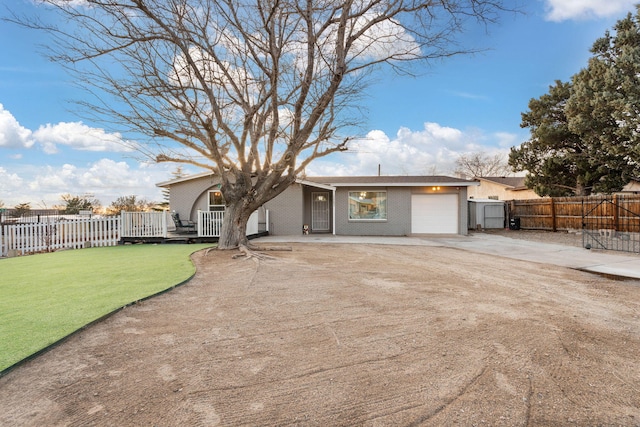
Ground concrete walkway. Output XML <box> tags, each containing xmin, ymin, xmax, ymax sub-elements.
<box><xmin>254</xmin><ymin>233</ymin><xmax>640</xmax><ymax>280</ymax></box>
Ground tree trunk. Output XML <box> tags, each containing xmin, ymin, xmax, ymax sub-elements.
<box><xmin>575</xmin><ymin>179</ymin><xmax>590</xmax><ymax>197</ymax></box>
<box><xmin>218</xmin><ymin>200</ymin><xmax>251</xmax><ymax>250</ymax></box>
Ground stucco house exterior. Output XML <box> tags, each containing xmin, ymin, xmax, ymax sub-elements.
<box><xmin>157</xmin><ymin>173</ymin><xmax>479</xmax><ymax>236</ymax></box>
<box><xmin>619</xmin><ymin>179</ymin><xmax>640</xmax><ymax>195</ymax></box>
<box><xmin>467</xmin><ymin>176</ymin><xmax>540</xmax><ymax>200</ymax></box>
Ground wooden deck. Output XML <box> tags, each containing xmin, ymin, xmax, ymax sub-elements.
<box><xmin>120</xmin><ymin>231</ymin><xmax>269</xmax><ymax>245</ymax></box>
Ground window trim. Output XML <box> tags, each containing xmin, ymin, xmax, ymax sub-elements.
<box><xmin>347</xmin><ymin>190</ymin><xmax>387</xmax><ymax>221</ymax></box>
<box><xmin>208</xmin><ymin>189</ymin><xmax>226</xmax><ymax>212</ymax></box>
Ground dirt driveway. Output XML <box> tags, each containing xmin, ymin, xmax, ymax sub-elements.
<box><xmin>1</xmin><ymin>242</ymin><xmax>640</xmax><ymax>426</ymax></box>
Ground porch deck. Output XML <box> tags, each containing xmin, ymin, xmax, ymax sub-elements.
<box><xmin>120</xmin><ymin>210</ymin><xmax>268</xmax><ymax>245</ymax></box>
<box><xmin>121</xmin><ymin>230</ymin><xmax>269</xmax><ymax>245</ymax></box>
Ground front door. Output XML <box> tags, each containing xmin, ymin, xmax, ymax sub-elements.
<box><xmin>311</xmin><ymin>192</ymin><xmax>330</xmax><ymax>232</ymax></box>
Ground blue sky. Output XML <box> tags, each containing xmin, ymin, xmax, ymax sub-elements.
<box><xmin>0</xmin><ymin>0</ymin><xmax>637</xmax><ymax>208</ymax></box>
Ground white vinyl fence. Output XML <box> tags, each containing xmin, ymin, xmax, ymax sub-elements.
<box><xmin>1</xmin><ymin>209</ymin><xmax>267</xmax><ymax>257</ymax></box>
<box><xmin>1</xmin><ymin>216</ymin><xmax>120</xmax><ymax>256</ymax></box>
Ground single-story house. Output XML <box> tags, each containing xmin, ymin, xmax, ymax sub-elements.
<box><xmin>467</xmin><ymin>176</ymin><xmax>540</xmax><ymax>200</ymax></box>
<box><xmin>157</xmin><ymin>173</ymin><xmax>479</xmax><ymax>236</ymax></box>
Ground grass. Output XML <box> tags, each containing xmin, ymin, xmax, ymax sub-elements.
<box><xmin>0</xmin><ymin>243</ymin><xmax>213</xmax><ymax>373</ymax></box>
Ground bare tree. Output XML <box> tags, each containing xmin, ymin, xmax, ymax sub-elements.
<box><xmin>107</xmin><ymin>195</ymin><xmax>153</xmax><ymax>215</ymax></box>
<box><xmin>454</xmin><ymin>151</ymin><xmax>512</xmax><ymax>178</ymax></box>
<box><xmin>11</xmin><ymin>0</ymin><xmax>509</xmax><ymax>249</ymax></box>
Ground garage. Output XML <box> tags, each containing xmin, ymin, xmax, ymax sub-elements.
<box><xmin>411</xmin><ymin>194</ymin><xmax>459</xmax><ymax>234</ymax></box>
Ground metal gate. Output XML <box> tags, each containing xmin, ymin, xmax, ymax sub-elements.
<box><xmin>582</xmin><ymin>195</ymin><xmax>640</xmax><ymax>253</ymax></box>
<box><xmin>311</xmin><ymin>192</ymin><xmax>330</xmax><ymax>231</ymax></box>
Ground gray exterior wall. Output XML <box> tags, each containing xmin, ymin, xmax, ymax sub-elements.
<box><xmin>168</xmin><ymin>174</ymin><xmax>218</xmax><ymax>222</ymax></box>
<box><xmin>459</xmin><ymin>186</ymin><xmax>469</xmax><ymax>235</ymax></box>
<box><xmin>167</xmin><ymin>176</ymin><xmax>470</xmax><ymax>236</ymax></box>
<box><xmin>263</xmin><ymin>183</ymin><xmax>304</xmax><ymax>235</ymax></box>
<box><xmin>333</xmin><ymin>186</ymin><xmax>469</xmax><ymax>236</ymax></box>
<box><xmin>302</xmin><ymin>185</ymin><xmax>334</xmax><ymax>233</ymax></box>
<box><xmin>334</xmin><ymin>186</ymin><xmax>412</xmax><ymax>236</ymax></box>
<box><xmin>169</xmin><ymin>175</ymin><xmax>268</xmax><ymax>231</ymax></box>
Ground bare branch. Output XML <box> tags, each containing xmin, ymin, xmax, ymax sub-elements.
<box><xmin>8</xmin><ymin>0</ymin><xmax>512</xmax><ymax>248</ymax></box>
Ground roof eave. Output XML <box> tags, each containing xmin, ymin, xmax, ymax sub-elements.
<box><xmin>322</xmin><ymin>181</ymin><xmax>479</xmax><ymax>187</ymax></box>
<box><xmin>156</xmin><ymin>171</ymin><xmax>215</xmax><ymax>187</ymax></box>
<box><xmin>296</xmin><ymin>179</ymin><xmax>336</xmax><ymax>191</ymax></box>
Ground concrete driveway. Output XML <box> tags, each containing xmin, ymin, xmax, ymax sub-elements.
<box><xmin>255</xmin><ymin>233</ymin><xmax>640</xmax><ymax>280</ymax></box>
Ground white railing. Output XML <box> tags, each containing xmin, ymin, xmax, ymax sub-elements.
<box><xmin>198</xmin><ymin>210</ymin><xmax>224</xmax><ymax>237</ymax></box>
<box><xmin>1</xmin><ymin>216</ymin><xmax>121</xmax><ymax>256</ymax></box>
<box><xmin>1</xmin><ymin>209</ymin><xmax>268</xmax><ymax>257</ymax></box>
<box><xmin>196</xmin><ymin>210</ymin><xmax>263</xmax><ymax>237</ymax></box>
<box><xmin>120</xmin><ymin>211</ymin><xmax>167</xmax><ymax>238</ymax></box>
<box><xmin>247</xmin><ymin>210</ymin><xmax>260</xmax><ymax>235</ymax></box>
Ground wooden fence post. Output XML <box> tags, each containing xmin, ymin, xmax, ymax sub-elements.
<box><xmin>613</xmin><ymin>194</ymin><xmax>619</xmax><ymax>231</ymax></box>
<box><xmin>550</xmin><ymin>198</ymin><xmax>557</xmax><ymax>232</ymax></box>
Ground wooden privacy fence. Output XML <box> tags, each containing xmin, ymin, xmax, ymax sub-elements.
<box><xmin>509</xmin><ymin>195</ymin><xmax>640</xmax><ymax>232</ymax></box>
<box><xmin>1</xmin><ymin>216</ymin><xmax>121</xmax><ymax>256</ymax></box>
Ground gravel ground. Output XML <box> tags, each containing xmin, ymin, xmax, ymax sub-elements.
<box><xmin>1</xmin><ymin>240</ymin><xmax>639</xmax><ymax>426</ymax></box>
<box><xmin>480</xmin><ymin>228</ymin><xmax>640</xmax><ymax>254</ymax></box>
<box><xmin>474</xmin><ymin>229</ymin><xmax>584</xmax><ymax>247</ymax></box>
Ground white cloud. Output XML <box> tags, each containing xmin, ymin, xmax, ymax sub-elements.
<box><xmin>0</xmin><ymin>104</ymin><xmax>35</xmax><ymax>149</ymax></box>
<box><xmin>0</xmin><ymin>105</ymin><xmax>137</xmax><ymax>155</ymax></box>
<box><xmin>543</xmin><ymin>0</ymin><xmax>637</xmax><ymax>21</ymax></box>
<box><xmin>0</xmin><ymin>104</ymin><xmax>187</xmax><ymax>207</ymax></box>
<box><xmin>41</xmin><ymin>0</ymin><xmax>91</xmax><ymax>7</ymax></box>
<box><xmin>349</xmin><ymin>13</ymin><xmax>420</xmax><ymax>62</ymax></box>
<box><xmin>494</xmin><ymin>132</ymin><xmax>520</xmax><ymax>148</ymax></box>
<box><xmin>33</xmin><ymin>122</ymin><xmax>136</xmax><ymax>154</ymax></box>
<box><xmin>0</xmin><ymin>167</ymin><xmax>24</xmax><ymax>202</ymax></box>
<box><xmin>4</xmin><ymin>159</ymin><xmax>174</xmax><ymax>207</ymax></box>
<box><xmin>307</xmin><ymin>122</ymin><xmax>515</xmax><ymax>177</ymax></box>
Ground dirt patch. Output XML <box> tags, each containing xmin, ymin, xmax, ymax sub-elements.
<box><xmin>474</xmin><ymin>228</ymin><xmax>585</xmax><ymax>247</ymax></box>
<box><xmin>1</xmin><ymin>243</ymin><xmax>640</xmax><ymax>426</ymax></box>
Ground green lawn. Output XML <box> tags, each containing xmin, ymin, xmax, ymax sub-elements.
<box><xmin>0</xmin><ymin>243</ymin><xmax>213</xmax><ymax>373</ymax></box>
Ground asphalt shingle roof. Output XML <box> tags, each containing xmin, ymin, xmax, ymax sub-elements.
<box><xmin>306</xmin><ymin>175</ymin><xmax>476</xmax><ymax>186</ymax></box>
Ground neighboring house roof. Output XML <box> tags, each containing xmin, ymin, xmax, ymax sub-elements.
<box><xmin>157</xmin><ymin>173</ymin><xmax>479</xmax><ymax>188</ymax></box>
<box><xmin>621</xmin><ymin>179</ymin><xmax>640</xmax><ymax>193</ymax></box>
<box><xmin>474</xmin><ymin>176</ymin><xmax>528</xmax><ymax>191</ymax></box>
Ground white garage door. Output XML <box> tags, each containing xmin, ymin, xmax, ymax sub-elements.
<box><xmin>411</xmin><ymin>194</ymin><xmax>459</xmax><ymax>234</ymax></box>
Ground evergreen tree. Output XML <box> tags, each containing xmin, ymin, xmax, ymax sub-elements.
<box><xmin>566</xmin><ymin>9</ymin><xmax>640</xmax><ymax>181</ymax></box>
<box><xmin>511</xmin><ymin>7</ymin><xmax>640</xmax><ymax>196</ymax></box>
<box><xmin>509</xmin><ymin>81</ymin><xmax>594</xmax><ymax>196</ymax></box>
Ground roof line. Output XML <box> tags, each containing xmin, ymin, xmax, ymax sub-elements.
<box><xmin>156</xmin><ymin>171</ymin><xmax>214</xmax><ymax>187</ymax></box>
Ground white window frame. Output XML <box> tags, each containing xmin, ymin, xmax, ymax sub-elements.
<box><xmin>208</xmin><ymin>190</ymin><xmax>226</xmax><ymax>212</ymax></box>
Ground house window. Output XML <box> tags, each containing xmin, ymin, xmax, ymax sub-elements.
<box><xmin>208</xmin><ymin>190</ymin><xmax>226</xmax><ymax>212</ymax></box>
<box><xmin>348</xmin><ymin>191</ymin><xmax>387</xmax><ymax>220</ymax></box>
